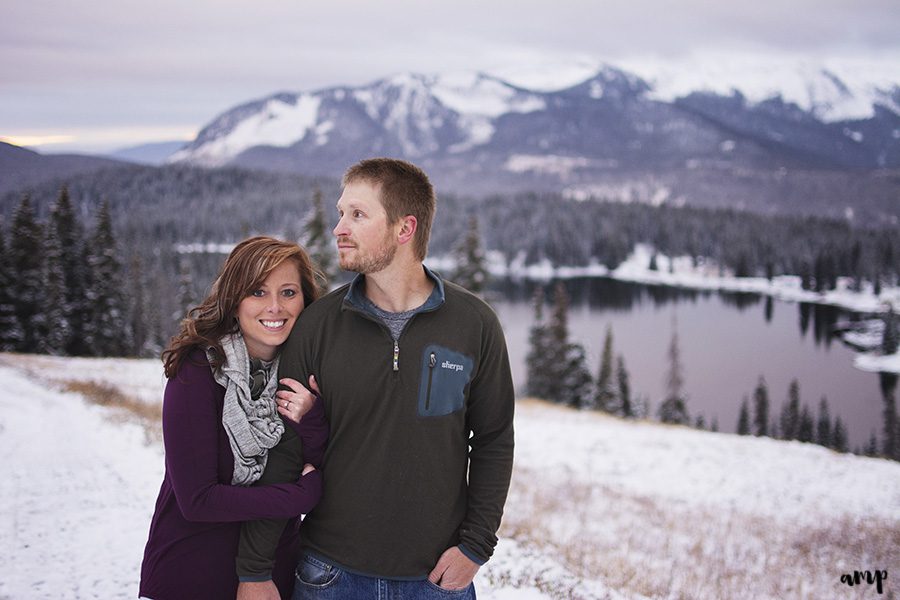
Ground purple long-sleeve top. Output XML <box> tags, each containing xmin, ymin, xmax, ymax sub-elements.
<box><xmin>139</xmin><ymin>350</ymin><xmax>327</xmax><ymax>600</ymax></box>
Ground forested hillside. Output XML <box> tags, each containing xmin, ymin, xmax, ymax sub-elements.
<box><xmin>1</xmin><ymin>163</ymin><xmax>898</xmax><ymax>358</ymax></box>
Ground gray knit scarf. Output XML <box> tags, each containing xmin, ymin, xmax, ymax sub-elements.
<box><xmin>207</xmin><ymin>333</ymin><xmax>284</xmax><ymax>486</ymax></box>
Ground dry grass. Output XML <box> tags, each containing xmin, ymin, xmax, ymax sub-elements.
<box><xmin>495</xmin><ymin>464</ymin><xmax>900</xmax><ymax>599</ymax></box>
<box><xmin>60</xmin><ymin>379</ymin><xmax>162</xmax><ymax>443</ymax></box>
<box><xmin>0</xmin><ymin>353</ymin><xmax>162</xmax><ymax>442</ymax></box>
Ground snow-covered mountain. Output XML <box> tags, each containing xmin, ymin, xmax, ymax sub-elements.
<box><xmin>170</xmin><ymin>60</ymin><xmax>900</xmax><ymax>197</ymax></box>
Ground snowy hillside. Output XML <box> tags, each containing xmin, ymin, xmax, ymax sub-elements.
<box><xmin>0</xmin><ymin>353</ymin><xmax>897</xmax><ymax>599</ymax></box>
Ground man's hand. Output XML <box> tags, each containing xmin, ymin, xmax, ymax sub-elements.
<box><xmin>427</xmin><ymin>546</ymin><xmax>480</xmax><ymax>590</ymax></box>
<box><xmin>236</xmin><ymin>579</ymin><xmax>280</xmax><ymax>600</ymax></box>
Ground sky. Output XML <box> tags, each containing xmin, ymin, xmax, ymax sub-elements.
<box><xmin>2</xmin><ymin>0</ymin><xmax>899</xmax><ymax>154</ymax></box>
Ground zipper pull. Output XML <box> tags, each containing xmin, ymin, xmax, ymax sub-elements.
<box><xmin>429</xmin><ymin>352</ymin><xmax>436</xmax><ymax>369</ymax></box>
<box><xmin>393</xmin><ymin>341</ymin><xmax>400</xmax><ymax>371</ymax></box>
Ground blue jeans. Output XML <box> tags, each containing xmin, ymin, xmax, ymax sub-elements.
<box><xmin>292</xmin><ymin>553</ymin><xmax>476</xmax><ymax>600</ymax></box>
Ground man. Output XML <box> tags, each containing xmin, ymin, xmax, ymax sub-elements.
<box><xmin>237</xmin><ymin>158</ymin><xmax>515</xmax><ymax>599</ymax></box>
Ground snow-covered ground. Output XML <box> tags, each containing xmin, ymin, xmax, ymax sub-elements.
<box><xmin>0</xmin><ymin>354</ymin><xmax>897</xmax><ymax>599</ymax></box>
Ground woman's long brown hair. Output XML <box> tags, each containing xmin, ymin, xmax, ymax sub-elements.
<box><xmin>162</xmin><ymin>236</ymin><xmax>321</xmax><ymax>378</ymax></box>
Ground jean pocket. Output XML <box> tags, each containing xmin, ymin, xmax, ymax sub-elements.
<box><xmin>424</xmin><ymin>580</ymin><xmax>474</xmax><ymax>597</ymax></box>
<box><xmin>295</xmin><ymin>554</ymin><xmax>342</xmax><ymax>588</ymax></box>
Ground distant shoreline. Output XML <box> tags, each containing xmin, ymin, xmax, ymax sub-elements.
<box><xmin>429</xmin><ymin>243</ymin><xmax>900</xmax><ymax>374</ymax></box>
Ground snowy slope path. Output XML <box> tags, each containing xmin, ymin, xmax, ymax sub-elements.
<box><xmin>0</xmin><ymin>363</ymin><xmax>163</xmax><ymax>600</ymax></box>
<box><xmin>0</xmin><ymin>359</ymin><xmax>574</xmax><ymax>600</ymax></box>
<box><xmin>1</xmin><ymin>354</ymin><xmax>898</xmax><ymax>599</ymax></box>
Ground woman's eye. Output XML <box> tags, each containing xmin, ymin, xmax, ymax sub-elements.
<box><xmin>353</xmin><ymin>210</ymin><xmax>363</xmax><ymax>218</ymax></box>
<box><xmin>282</xmin><ymin>289</ymin><xmax>297</xmax><ymax>298</ymax></box>
<box><xmin>251</xmin><ymin>289</ymin><xmax>265</xmax><ymax>297</ymax></box>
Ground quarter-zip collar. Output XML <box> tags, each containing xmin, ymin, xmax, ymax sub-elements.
<box><xmin>342</xmin><ymin>264</ymin><xmax>445</xmax><ymax>318</ymax></box>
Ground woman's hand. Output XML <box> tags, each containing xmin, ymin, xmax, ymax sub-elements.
<box><xmin>275</xmin><ymin>375</ymin><xmax>320</xmax><ymax>423</ymax></box>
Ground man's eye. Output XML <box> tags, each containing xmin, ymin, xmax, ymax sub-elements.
<box><xmin>354</xmin><ymin>210</ymin><xmax>363</xmax><ymax>218</ymax></box>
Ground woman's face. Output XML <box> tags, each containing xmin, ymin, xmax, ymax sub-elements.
<box><xmin>236</xmin><ymin>261</ymin><xmax>304</xmax><ymax>360</ymax></box>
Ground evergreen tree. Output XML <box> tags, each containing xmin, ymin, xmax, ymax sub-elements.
<box><xmin>129</xmin><ymin>255</ymin><xmax>162</xmax><ymax>357</ymax></box>
<box><xmin>451</xmin><ymin>215</ymin><xmax>489</xmax><ymax>295</ymax></box>
<box><xmin>525</xmin><ymin>287</ymin><xmax>553</xmax><ymax>400</ymax></box>
<box><xmin>84</xmin><ymin>201</ymin><xmax>132</xmax><ymax>356</ymax></box>
<box><xmin>831</xmin><ymin>416</ymin><xmax>849</xmax><ymax>452</ymax></box>
<box><xmin>648</xmin><ymin>253</ymin><xmax>658</xmax><ymax>271</ymax></box>
<box><xmin>0</xmin><ymin>227</ymin><xmax>25</xmax><ymax>350</ymax></box>
<box><xmin>695</xmin><ymin>415</ymin><xmax>706</xmax><ymax>429</ymax></box>
<box><xmin>175</xmin><ymin>257</ymin><xmax>195</xmax><ymax>323</ymax></box>
<box><xmin>594</xmin><ymin>325</ymin><xmax>616</xmax><ymax>412</ymax></box>
<box><xmin>548</xmin><ymin>282</ymin><xmax>594</xmax><ymax>407</ymax></box>
<box><xmin>559</xmin><ymin>342</ymin><xmax>594</xmax><ymax>409</ymax></box>
<box><xmin>631</xmin><ymin>395</ymin><xmax>650</xmax><ymax>419</ymax></box>
<box><xmin>753</xmin><ymin>376</ymin><xmax>770</xmax><ymax>437</ymax></box>
<box><xmin>865</xmin><ymin>431</ymin><xmax>880</xmax><ymax>457</ymax></box>
<box><xmin>799</xmin><ymin>261</ymin><xmax>813</xmax><ymax>291</ymax></box>
<box><xmin>737</xmin><ymin>396</ymin><xmax>751</xmax><ymax>435</ymax></box>
<box><xmin>658</xmin><ymin>318</ymin><xmax>689</xmax><ymax>425</ymax></box>
<box><xmin>816</xmin><ymin>396</ymin><xmax>832</xmax><ymax>447</ymax></box>
<box><xmin>304</xmin><ymin>187</ymin><xmax>337</xmax><ymax>292</ymax></box>
<box><xmin>779</xmin><ymin>379</ymin><xmax>801</xmax><ymax>440</ymax></box>
<box><xmin>798</xmin><ymin>404</ymin><xmax>814</xmax><ymax>443</ymax></box>
<box><xmin>9</xmin><ymin>196</ymin><xmax>44</xmax><ymax>351</ymax></box>
<box><xmin>616</xmin><ymin>354</ymin><xmax>633</xmax><ymax>418</ymax></box>
<box><xmin>547</xmin><ymin>281</ymin><xmax>570</xmax><ymax>386</ymax></box>
<box><xmin>40</xmin><ymin>210</ymin><xmax>69</xmax><ymax>354</ymax></box>
<box><xmin>849</xmin><ymin>240</ymin><xmax>863</xmax><ymax>292</ymax></box>
<box><xmin>46</xmin><ymin>186</ymin><xmax>90</xmax><ymax>355</ymax></box>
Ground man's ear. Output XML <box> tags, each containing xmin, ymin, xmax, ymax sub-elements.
<box><xmin>397</xmin><ymin>215</ymin><xmax>418</xmax><ymax>246</ymax></box>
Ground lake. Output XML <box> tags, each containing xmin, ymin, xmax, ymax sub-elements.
<box><xmin>488</xmin><ymin>277</ymin><xmax>894</xmax><ymax>449</ymax></box>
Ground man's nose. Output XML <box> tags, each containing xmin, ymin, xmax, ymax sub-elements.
<box><xmin>332</xmin><ymin>217</ymin><xmax>346</xmax><ymax>237</ymax></box>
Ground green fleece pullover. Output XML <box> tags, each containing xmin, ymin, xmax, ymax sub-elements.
<box><xmin>237</xmin><ymin>267</ymin><xmax>515</xmax><ymax>579</ymax></box>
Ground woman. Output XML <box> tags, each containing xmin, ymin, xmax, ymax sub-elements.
<box><xmin>139</xmin><ymin>236</ymin><xmax>327</xmax><ymax>600</ymax></box>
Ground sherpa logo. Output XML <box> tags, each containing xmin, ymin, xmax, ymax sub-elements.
<box><xmin>441</xmin><ymin>360</ymin><xmax>464</xmax><ymax>372</ymax></box>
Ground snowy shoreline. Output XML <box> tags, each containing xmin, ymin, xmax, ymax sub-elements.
<box><xmin>430</xmin><ymin>243</ymin><xmax>900</xmax><ymax>374</ymax></box>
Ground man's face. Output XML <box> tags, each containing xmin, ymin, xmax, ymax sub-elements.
<box><xmin>333</xmin><ymin>180</ymin><xmax>398</xmax><ymax>274</ymax></box>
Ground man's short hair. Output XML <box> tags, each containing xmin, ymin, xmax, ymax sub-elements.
<box><xmin>343</xmin><ymin>158</ymin><xmax>436</xmax><ymax>261</ymax></box>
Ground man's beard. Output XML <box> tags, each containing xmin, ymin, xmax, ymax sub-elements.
<box><xmin>339</xmin><ymin>231</ymin><xmax>398</xmax><ymax>274</ymax></box>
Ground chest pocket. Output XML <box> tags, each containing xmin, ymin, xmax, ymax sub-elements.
<box><xmin>417</xmin><ymin>344</ymin><xmax>474</xmax><ymax>417</ymax></box>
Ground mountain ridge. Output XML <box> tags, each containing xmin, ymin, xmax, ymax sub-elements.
<box><xmin>167</xmin><ymin>61</ymin><xmax>900</xmax><ymax>205</ymax></box>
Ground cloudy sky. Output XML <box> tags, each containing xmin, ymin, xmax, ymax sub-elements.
<box><xmin>2</xmin><ymin>0</ymin><xmax>899</xmax><ymax>153</ymax></box>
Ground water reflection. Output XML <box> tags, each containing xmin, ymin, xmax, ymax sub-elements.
<box><xmin>797</xmin><ymin>302</ymin><xmax>841</xmax><ymax>348</ymax></box>
<box><xmin>494</xmin><ymin>277</ymin><xmax>841</xmax><ymax>346</ymax></box>
<box><xmin>799</xmin><ymin>302</ymin><xmax>811</xmax><ymax>337</ymax></box>
<box><xmin>489</xmin><ymin>275</ymin><xmax>886</xmax><ymax>449</ymax></box>
<box><xmin>493</xmin><ymin>277</ymin><xmax>707</xmax><ymax>312</ymax></box>
<box><xmin>719</xmin><ymin>291</ymin><xmax>762</xmax><ymax>311</ymax></box>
